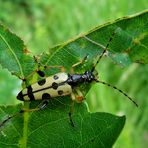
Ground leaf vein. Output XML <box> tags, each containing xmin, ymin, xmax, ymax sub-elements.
<box><xmin>0</xmin><ymin>33</ymin><xmax>24</xmax><ymax>77</ymax></box>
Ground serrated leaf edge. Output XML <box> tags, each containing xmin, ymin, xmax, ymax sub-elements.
<box><xmin>0</xmin><ymin>32</ymin><xmax>24</xmax><ymax>77</ymax></box>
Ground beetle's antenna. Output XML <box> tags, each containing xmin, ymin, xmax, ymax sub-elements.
<box><xmin>91</xmin><ymin>32</ymin><xmax>116</xmax><ymax>72</ymax></box>
<box><xmin>0</xmin><ymin>110</ymin><xmax>23</xmax><ymax>129</ymax></box>
<box><xmin>83</xmin><ymin>32</ymin><xmax>116</xmax><ymax>72</ymax></box>
<box><xmin>95</xmin><ymin>79</ymin><xmax>138</xmax><ymax>107</ymax></box>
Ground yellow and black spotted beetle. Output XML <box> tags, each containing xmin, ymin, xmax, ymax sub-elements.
<box><xmin>0</xmin><ymin>34</ymin><xmax>138</xmax><ymax>128</ymax></box>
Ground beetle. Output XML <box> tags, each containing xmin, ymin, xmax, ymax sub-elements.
<box><xmin>0</xmin><ymin>34</ymin><xmax>138</xmax><ymax>128</ymax></box>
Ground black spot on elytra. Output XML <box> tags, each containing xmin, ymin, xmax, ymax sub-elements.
<box><xmin>37</xmin><ymin>70</ymin><xmax>45</xmax><ymax>77</ymax></box>
<box><xmin>53</xmin><ymin>75</ymin><xmax>59</xmax><ymax>80</ymax></box>
<box><xmin>52</xmin><ymin>82</ymin><xmax>58</xmax><ymax>89</ymax></box>
<box><xmin>38</xmin><ymin>79</ymin><xmax>46</xmax><ymax>86</ymax></box>
<box><xmin>27</xmin><ymin>86</ymin><xmax>35</xmax><ymax>100</ymax></box>
<box><xmin>58</xmin><ymin>90</ymin><xmax>64</xmax><ymax>95</ymax></box>
<box><xmin>42</xmin><ymin>93</ymin><xmax>51</xmax><ymax>100</ymax></box>
<box><xmin>17</xmin><ymin>91</ymin><xmax>24</xmax><ymax>101</ymax></box>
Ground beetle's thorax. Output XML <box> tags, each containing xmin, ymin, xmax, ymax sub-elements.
<box><xmin>67</xmin><ymin>71</ymin><xmax>95</xmax><ymax>87</ymax></box>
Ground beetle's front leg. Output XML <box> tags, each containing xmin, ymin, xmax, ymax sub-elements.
<box><xmin>70</xmin><ymin>55</ymin><xmax>88</xmax><ymax>74</ymax></box>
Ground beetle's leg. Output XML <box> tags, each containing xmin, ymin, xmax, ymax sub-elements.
<box><xmin>0</xmin><ymin>100</ymin><xmax>50</xmax><ymax>128</ymax></box>
<box><xmin>75</xmin><ymin>89</ymin><xmax>84</xmax><ymax>103</ymax></box>
<box><xmin>69</xmin><ymin>90</ymin><xmax>84</xmax><ymax>127</ymax></box>
<box><xmin>20</xmin><ymin>65</ymin><xmax>66</xmax><ymax>87</ymax></box>
<box><xmin>37</xmin><ymin>65</ymin><xmax>66</xmax><ymax>77</ymax></box>
<box><xmin>70</xmin><ymin>55</ymin><xmax>88</xmax><ymax>73</ymax></box>
<box><xmin>27</xmin><ymin>69</ymin><xmax>45</xmax><ymax>79</ymax></box>
<box><xmin>21</xmin><ymin>100</ymin><xmax>49</xmax><ymax>112</ymax></box>
<box><xmin>27</xmin><ymin>56</ymin><xmax>46</xmax><ymax>78</ymax></box>
<box><xmin>25</xmin><ymin>65</ymin><xmax>66</xmax><ymax>80</ymax></box>
<box><xmin>19</xmin><ymin>69</ymin><xmax>46</xmax><ymax>87</ymax></box>
<box><xmin>44</xmin><ymin>65</ymin><xmax>66</xmax><ymax>72</ymax></box>
<box><xmin>71</xmin><ymin>89</ymin><xmax>84</xmax><ymax>103</ymax></box>
<box><xmin>69</xmin><ymin>99</ymin><xmax>75</xmax><ymax>127</ymax></box>
<box><xmin>20</xmin><ymin>55</ymin><xmax>66</xmax><ymax>83</ymax></box>
<box><xmin>34</xmin><ymin>56</ymin><xmax>66</xmax><ymax>72</ymax></box>
<box><xmin>28</xmin><ymin>65</ymin><xmax>66</xmax><ymax>79</ymax></box>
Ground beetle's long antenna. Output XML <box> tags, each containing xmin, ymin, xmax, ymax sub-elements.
<box><xmin>91</xmin><ymin>32</ymin><xmax>116</xmax><ymax>72</ymax></box>
<box><xmin>83</xmin><ymin>32</ymin><xmax>116</xmax><ymax>72</ymax></box>
<box><xmin>95</xmin><ymin>79</ymin><xmax>138</xmax><ymax>107</ymax></box>
<box><xmin>0</xmin><ymin>110</ymin><xmax>23</xmax><ymax>129</ymax></box>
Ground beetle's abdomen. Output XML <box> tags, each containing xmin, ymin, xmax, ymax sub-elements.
<box><xmin>17</xmin><ymin>72</ymin><xmax>72</xmax><ymax>101</ymax></box>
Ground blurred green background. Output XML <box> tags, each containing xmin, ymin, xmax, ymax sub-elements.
<box><xmin>0</xmin><ymin>0</ymin><xmax>148</xmax><ymax>147</ymax></box>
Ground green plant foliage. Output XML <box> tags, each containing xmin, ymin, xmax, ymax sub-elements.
<box><xmin>0</xmin><ymin>24</ymin><xmax>35</xmax><ymax>78</ymax></box>
<box><xmin>41</xmin><ymin>10</ymin><xmax>148</xmax><ymax>71</ymax></box>
<box><xmin>0</xmin><ymin>11</ymin><xmax>147</xmax><ymax>148</ymax></box>
<box><xmin>0</xmin><ymin>99</ymin><xmax>125</xmax><ymax>148</ymax></box>
<box><xmin>1</xmin><ymin>11</ymin><xmax>147</xmax><ymax>81</ymax></box>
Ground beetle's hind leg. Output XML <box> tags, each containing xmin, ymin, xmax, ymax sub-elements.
<box><xmin>21</xmin><ymin>100</ymin><xmax>49</xmax><ymax>112</ymax></box>
<box><xmin>0</xmin><ymin>100</ymin><xmax>49</xmax><ymax>128</ymax></box>
<box><xmin>44</xmin><ymin>65</ymin><xmax>66</xmax><ymax>72</ymax></box>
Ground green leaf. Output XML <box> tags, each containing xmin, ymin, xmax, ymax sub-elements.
<box><xmin>40</xmin><ymin>10</ymin><xmax>148</xmax><ymax>70</ymax></box>
<box><xmin>0</xmin><ymin>11</ymin><xmax>147</xmax><ymax>80</ymax></box>
<box><xmin>0</xmin><ymin>24</ymin><xmax>35</xmax><ymax>78</ymax></box>
<box><xmin>0</xmin><ymin>11</ymin><xmax>147</xmax><ymax>148</ymax></box>
<box><xmin>0</xmin><ymin>98</ymin><xmax>125</xmax><ymax>148</ymax></box>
